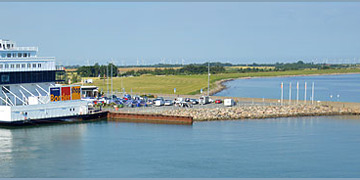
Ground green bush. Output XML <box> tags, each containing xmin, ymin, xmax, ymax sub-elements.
<box><xmin>141</xmin><ymin>94</ymin><xmax>155</xmax><ymax>98</ymax></box>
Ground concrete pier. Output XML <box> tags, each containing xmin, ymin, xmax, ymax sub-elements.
<box><xmin>109</xmin><ymin>94</ymin><xmax>360</xmax><ymax>122</ymax></box>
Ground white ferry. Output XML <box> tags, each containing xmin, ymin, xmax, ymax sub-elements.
<box><xmin>0</xmin><ymin>39</ymin><xmax>106</xmax><ymax>125</ymax></box>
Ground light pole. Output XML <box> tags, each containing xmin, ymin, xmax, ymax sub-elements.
<box><xmin>207</xmin><ymin>61</ymin><xmax>210</xmax><ymax>96</ymax></box>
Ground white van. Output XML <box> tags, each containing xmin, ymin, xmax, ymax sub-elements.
<box><xmin>199</xmin><ymin>96</ymin><xmax>210</xmax><ymax>105</ymax></box>
<box><xmin>224</xmin><ymin>99</ymin><xmax>236</xmax><ymax>107</ymax></box>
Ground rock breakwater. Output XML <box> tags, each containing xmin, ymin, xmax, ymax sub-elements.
<box><xmin>161</xmin><ymin>105</ymin><xmax>357</xmax><ymax>121</ymax></box>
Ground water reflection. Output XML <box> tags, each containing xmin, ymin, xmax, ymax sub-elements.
<box><xmin>0</xmin><ymin>123</ymin><xmax>88</xmax><ymax>177</ymax></box>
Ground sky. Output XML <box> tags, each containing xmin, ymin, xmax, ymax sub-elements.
<box><xmin>1</xmin><ymin>2</ymin><xmax>360</xmax><ymax>65</ymax></box>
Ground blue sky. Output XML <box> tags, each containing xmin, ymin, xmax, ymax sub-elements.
<box><xmin>1</xmin><ymin>2</ymin><xmax>360</xmax><ymax>65</ymax></box>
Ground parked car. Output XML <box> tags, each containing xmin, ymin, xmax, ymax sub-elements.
<box><xmin>174</xmin><ymin>97</ymin><xmax>183</xmax><ymax>104</ymax></box>
<box><xmin>190</xmin><ymin>99</ymin><xmax>198</xmax><ymax>105</ymax></box>
<box><xmin>164</xmin><ymin>100</ymin><xmax>173</xmax><ymax>106</ymax></box>
<box><xmin>175</xmin><ymin>101</ymin><xmax>193</xmax><ymax>108</ymax></box>
<box><xmin>215</xmin><ymin>99</ymin><xmax>222</xmax><ymax>104</ymax></box>
<box><xmin>123</xmin><ymin>94</ymin><xmax>131</xmax><ymax>100</ymax></box>
<box><xmin>124</xmin><ymin>100</ymin><xmax>134</xmax><ymax>107</ymax></box>
<box><xmin>133</xmin><ymin>96</ymin><xmax>142</xmax><ymax>101</ymax></box>
<box><xmin>185</xmin><ymin>98</ymin><xmax>191</xmax><ymax>102</ymax></box>
<box><xmin>153</xmin><ymin>97</ymin><xmax>165</xmax><ymax>106</ymax></box>
<box><xmin>98</xmin><ymin>97</ymin><xmax>110</xmax><ymax>104</ymax></box>
<box><xmin>146</xmin><ymin>99</ymin><xmax>153</xmax><ymax>105</ymax></box>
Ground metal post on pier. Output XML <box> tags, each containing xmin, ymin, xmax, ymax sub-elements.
<box><xmin>312</xmin><ymin>82</ymin><xmax>315</xmax><ymax>104</ymax></box>
<box><xmin>280</xmin><ymin>82</ymin><xmax>283</xmax><ymax>106</ymax></box>
<box><xmin>304</xmin><ymin>82</ymin><xmax>307</xmax><ymax>104</ymax></box>
<box><xmin>289</xmin><ymin>82</ymin><xmax>292</xmax><ymax>105</ymax></box>
<box><xmin>296</xmin><ymin>81</ymin><xmax>299</xmax><ymax>104</ymax></box>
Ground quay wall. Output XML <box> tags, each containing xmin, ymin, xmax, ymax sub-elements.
<box><xmin>107</xmin><ymin>112</ymin><xmax>193</xmax><ymax>125</ymax></box>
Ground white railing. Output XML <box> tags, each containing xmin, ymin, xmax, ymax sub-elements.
<box><xmin>0</xmin><ymin>57</ymin><xmax>55</xmax><ymax>61</ymax></box>
<box><xmin>0</xmin><ymin>47</ymin><xmax>38</xmax><ymax>51</ymax></box>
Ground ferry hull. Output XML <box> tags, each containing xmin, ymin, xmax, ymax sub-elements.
<box><xmin>0</xmin><ymin>111</ymin><xmax>108</xmax><ymax>126</ymax></box>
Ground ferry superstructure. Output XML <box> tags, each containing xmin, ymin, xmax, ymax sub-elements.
<box><xmin>0</xmin><ymin>39</ymin><xmax>103</xmax><ymax>125</ymax></box>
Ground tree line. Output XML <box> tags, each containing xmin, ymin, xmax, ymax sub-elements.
<box><xmin>77</xmin><ymin>63</ymin><xmax>119</xmax><ymax>77</ymax></box>
<box><xmin>74</xmin><ymin>61</ymin><xmax>348</xmax><ymax>78</ymax></box>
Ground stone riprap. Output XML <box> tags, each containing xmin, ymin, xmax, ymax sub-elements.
<box><xmin>160</xmin><ymin>105</ymin><xmax>357</xmax><ymax>121</ymax></box>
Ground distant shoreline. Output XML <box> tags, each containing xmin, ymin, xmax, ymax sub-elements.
<box><xmin>209</xmin><ymin>72</ymin><xmax>360</xmax><ymax>96</ymax></box>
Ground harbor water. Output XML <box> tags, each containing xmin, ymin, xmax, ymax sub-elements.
<box><xmin>1</xmin><ymin>116</ymin><xmax>360</xmax><ymax>178</ymax></box>
<box><xmin>214</xmin><ymin>73</ymin><xmax>360</xmax><ymax>103</ymax></box>
<box><xmin>1</xmin><ymin>74</ymin><xmax>360</xmax><ymax>178</ymax></box>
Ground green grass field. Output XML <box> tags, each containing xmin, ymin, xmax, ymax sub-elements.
<box><xmin>82</xmin><ymin>68</ymin><xmax>360</xmax><ymax>95</ymax></box>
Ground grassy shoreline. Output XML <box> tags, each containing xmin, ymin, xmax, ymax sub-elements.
<box><xmin>80</xmin><ymin>68</ymin><xmax>360</xmax><ymax>95</ymax></box>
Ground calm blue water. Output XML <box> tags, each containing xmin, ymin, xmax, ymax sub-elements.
<box><xmin>215</xmin><ymin>73</ymin><xmax>360</xmax><ymax>103</ymax></box>
<box><xmin>1</xmin><ymin>116</ymin><xmax>360</xmax><ymax>178</ymax></box>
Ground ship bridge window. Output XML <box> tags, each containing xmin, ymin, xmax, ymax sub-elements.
<box><xmin>24</xmin><ymin>53</ymin><xmax>27</xmax><ymax>57</ymax></box>
<box><xmin>18</xmin><ymin>53</ymin><xmax>22</xmax><ymax>58</ymax></box>
<box><xmin>1</xmin><ymin>53</ymin><xmax>5</xmax><ymax>58</ymax></box>
<box><xmin>27</xmin><ymin>63</ymin><xmax>31</xmax><ymax>68</ymax></box>
<box><xmin>7</xmin><ymin>53</ymin><xmax>11</xmax><ymax>58</ymax></box>
<box><xmin>1</xmin><ymin>75</ymin><xmax>9</xmax><ymax>83</ymax></box>
<box><xmin>16</xmin><ymin>64</ymin><xmax>20</xmax><ymax>68</ymax></box>
<box><xmin>5</xmin><ymin>64</ymin><xmax>9</xmax><ymax>69</ymax></box>
<box><xmin>38</xmin><ymin>63</ymin><xmax>41</xmax><ymax>68</ymax></box>
<box><xmin>0</xmin><ymin>64</ymin><xmax>3</xmax><ymax>69</ymax></box>
<box><xmin>32</xmin><ymin>64</ymin><xmax>36</xmax><ymax>68</ymax></box>
<box><xmin>10</xmin><ymin>64</ymin><xmax>14</xmax><ymax>68</ymax></box>
<box><xmin>21</xmin><ymin>64</ymin><xmax>25</xmax><ymax>68</ymax></box>
<box><xmin>0</xmin><ymin>43</ymin><xmax>1</xmax><ymax>48</ymax></box>
<box><xmin>6</xmin><ymin>44</ymin><xmax>10</xmax><ymax>49</ymax></box>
